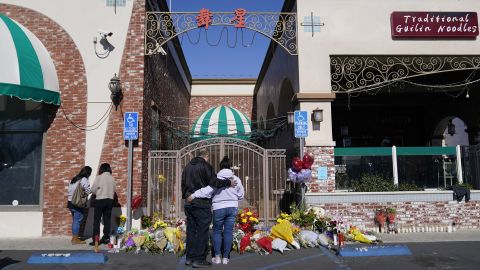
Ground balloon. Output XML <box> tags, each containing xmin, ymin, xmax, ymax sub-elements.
<box><xmin>288</xmin><ymin>168</ymin><xmax>298</xmax><ymax>182</ymax></box>
<box><xmin>297</xmin><ymin>169</ymin><xmax>312</xmax><ymax>183</ymax></box>
<box><xmin>132</xmin><ymin>195</ymin><xmax>143</xmax><ymax>210</ymax></box>
<box><xmin>292</xmin><ymin>157</ymin><xmax>304</xmax><ymax>172</ymax></box>
<box><xmin>302</xmin><ymin>153</ymin><xmax>314</xmax><ymax>169</ymax></box>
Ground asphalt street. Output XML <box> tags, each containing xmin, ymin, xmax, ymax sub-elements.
<box><xmin>1</xmin><ymin>241</ymin><xmax>480</xmax><ymax>270</ymax></box>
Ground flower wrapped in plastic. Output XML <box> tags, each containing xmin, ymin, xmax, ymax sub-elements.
<box><xmin>256</xmin><ymin>236</ymin><xmax>273</xmax><ymax>254</ymax></box>
<box><xmin>270</xmin><ymin>220</ymin><xmax>294</xmax><ymax>244</ymax></box>
<box><xmin>239</xmin><ymin>234</ymin><xmax>251</xmax><ymax>254</ymax></box>
<box><xmin>271</xmin><ymin>238</ymin><xmax>287</xmax><ymax>253</ymax></box>
<box><xmin>348</xmin><ymin>226</ymin><xmax>372</xmax><ymax>244</ymax></box>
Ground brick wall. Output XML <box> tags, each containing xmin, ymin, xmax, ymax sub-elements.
<box><xmin>315</xmin><ymin>201</ymin><xmax>480</xmax><ymax>230</ymax></box>
<box><xmin>305</xmin><ymin>146</ymin><xmax>335</xmax><ymax>193</ymax></box>
<box><xmin>189</xmin><ymin>96</ymin><xmax>253</xmax><ymax>128</ymax></box>
<box><xmin>143</xmin><ymin>48</ymin><xmax>191</xmax><ymax>197</ymax></box>
<box><xmin>99</xmin><ymin>0</ymin><xmax>145</xmax><ymax>206</ymax></box>
<box><xmin>0</xmin><ymin>4</ymin><xmax>88</xmax><ymax>235</ymax></box>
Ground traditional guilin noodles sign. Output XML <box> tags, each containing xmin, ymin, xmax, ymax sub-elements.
<box><xmin>391</xmin><ymin>12</ymin><xmax>479</xmax><ymax>38</ymax></box>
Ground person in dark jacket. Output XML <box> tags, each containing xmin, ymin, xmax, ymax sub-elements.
<box><xmin>182</xmin><ymin>149</ymin><xmax>235</xmax><ymax>268</ymax></box>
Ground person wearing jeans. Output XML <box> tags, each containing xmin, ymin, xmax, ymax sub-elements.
<box><xmin>67</xmin><ymin>166</ymin><xmax>92</xmax><ymax>245</ymax></box>
<box><xmin>182</xmin><ymin>150</ymin><xmax>235</xmax><ymax>268</ymax></box>
<box><xmin>90</xmin><ymin>163</ymin><xmax>116</xmax><ymax>252</ymax></box>
<box><xmin>190</xmin><ymin>156</ymin><xmax>244</xmax><ymax>265</ymax></box>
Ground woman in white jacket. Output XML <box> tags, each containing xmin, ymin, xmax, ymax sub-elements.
<box><xmin>190</xmin><ymin>156</ymin><xmax>244</xmax><ymax>265</ymax></box>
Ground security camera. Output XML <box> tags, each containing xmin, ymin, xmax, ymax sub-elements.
<box><xmin>98</xmin><ymin>29</ymin><xmax>113</xmax><ymax>37</ymax></box>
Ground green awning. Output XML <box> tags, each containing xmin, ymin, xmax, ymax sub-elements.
<box><xmin>0</xmin><ymin>13</ymin><xmax>60</xmax><ymax>105</ymax></box>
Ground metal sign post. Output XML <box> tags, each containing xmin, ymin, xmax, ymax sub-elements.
<box><xmin>294</xmin><ymin>111</ymin><xmax>308</xmax><ymax>209</ymax></box>
<box><xmin>124</xmin><ymin>112</ymin><xmax>138</xmax><ymax>232</ymax></box>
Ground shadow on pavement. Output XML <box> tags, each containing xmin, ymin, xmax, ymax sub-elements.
<box><xmin>0</xmin><ymin>257</ymin><xmax>21</xmax><ymax>269</ymax></box>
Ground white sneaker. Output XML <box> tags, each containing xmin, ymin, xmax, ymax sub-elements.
<box><xmin>212</xmin><ymin>256</ymin><xmax>222</xmax><ymax>264</ymax></box>
<box><xmin>222</xmin><ymin>258</ymin><xmax>229</xmax><ymax>265</ymax></box>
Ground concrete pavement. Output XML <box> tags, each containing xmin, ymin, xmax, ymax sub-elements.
<box><xmin>1</xmin><ymin>230</ymin><xmax>479</xmax><ymax>250</ymax></box>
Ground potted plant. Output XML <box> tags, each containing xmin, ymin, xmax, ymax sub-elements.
<box><xmin>386</xmin><ymin>208</ymin><xmax>396</xmax><ymax>224</ymax></box>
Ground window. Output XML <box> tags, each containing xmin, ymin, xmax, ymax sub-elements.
<box><xmin>0</xmin><ymin>96</ymin><xmax>48</xmax><ymax>206</ymax></box>
<box><xmin>151</xmin><ymin>107</ymin><xmax>161</xmax><ymax>150</ymax></box>
<box><xmin>106</xmin><ymin>0</ymin><xmax>126</xmax><ymax>7</ymax></box>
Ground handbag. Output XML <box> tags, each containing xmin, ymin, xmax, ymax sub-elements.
<box><xmin>72</xmin><ymin>182</ymin><xmax>88</xmax><ymax>208</ymax></box>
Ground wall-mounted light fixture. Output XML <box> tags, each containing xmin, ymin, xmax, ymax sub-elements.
<box><xmin>447</xmin><ymin>119</ymin><xmax>456</xmax><ymax>136</ymax></box>
<box><xmin>287</xmin><ymin>111</ymin><xmax>294</xmax><ymax>125</ymax></box>
<box><xmin>108</xmin><ymin>73</ymin><xmax>122</xmax><ymax>110</ymax></box>
<box><xmin>311</xmin><ymin>108</ymin><xmax>323</xmax><ymax>131</ymax></box>
<box><xmin>311</xmin><ymin>108</ymin><xmax>323</xmax><ymax>123</ymax></box>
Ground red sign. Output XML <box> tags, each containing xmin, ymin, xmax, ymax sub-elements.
<box><xmin>196</xmin><ymin>8</ymin><xmax>248</xmax><ymax>29</ymax></box>
<box><xmin>231</xmin><ymin>8</ymin><xmax>247</xmax><ymax>28</ymax></box>
<box><xmin>391</xmin><ymin>12</ymin><xmax>478</xmax><ymax>38</ymax></box>
<box><xmin>196</xmin><ymin>8</ymin><xmax>213</xmax><ymax>29</ymax></box>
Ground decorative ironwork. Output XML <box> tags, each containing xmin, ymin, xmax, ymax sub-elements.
<box><xmin>148</xmin><ymin>137</ymin><xmax>287</xmax><ymax>224</ymax></box>
<box><xmin>146</xmin><ymin>12</ymin><xmax>298</xmax><ymax>55</ymax></box>
<box><xmin>331</xmin><ymin>55</ymin><xmax>480</xmax><ymax>93</ymax></box>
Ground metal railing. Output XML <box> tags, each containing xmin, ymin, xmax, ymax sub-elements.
<box><xmin>334</xmin><ymin>146</ymin><xmax>461</xmax><ymax>190</ymax></box>
<box><xmin>148</xmin><ymin>138</ymin><xmax>286</xmax><ymax>225</ymax></box>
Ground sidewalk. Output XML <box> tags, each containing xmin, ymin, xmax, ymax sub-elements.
<box><xmin>380</xmin><ymin>230</ymin><xmax>480</xmax><ymax>243</ymax></box>
<box><xmin>0</xmin><ymin>236</ymin><xmax>106</xmax><ymax>251</ymax></box>
<box><xmin>1</xmin><ymin>230</ymin><xmax>479</xmax><ymax>251</ymax></box>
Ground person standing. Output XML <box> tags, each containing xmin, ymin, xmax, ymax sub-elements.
<box><xmin>181</xmin><ymin>149</ymin><xmax>235</xmax><ymax>268</ymax></box>
<box><xmin>67</xmin><ymin>166</ymin><xmax>92</xmax><ymax>244</ymax></box>
<box><xmin>190</xmin><ymin>156</ymin><xmax>244</xmax><ymax>265</ymax></box>
<box><xmin>90</xmin><ymin>163</ymin><xmax>116</xmax><ymax>251</ymax></box>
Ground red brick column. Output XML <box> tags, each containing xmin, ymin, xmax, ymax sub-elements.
<box><xmin>0</xmin><ymin>4</ymin><xmax>88</xmax><ymax>235</ymax></box>
<box><xmin>305</xmin><ymin>146</ymin><xmax>336</xmax><ymax>193</ymax></box>
<box><xmin>99</xmin><ymin>0</ymin><xmax>145</xmax><ymax>206</ymax></box>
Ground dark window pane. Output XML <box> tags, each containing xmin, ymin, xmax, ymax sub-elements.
<box><xmin>0</xmin><ymin>132</ymin><xmax>43</xmax><ymax>205</ymax></box>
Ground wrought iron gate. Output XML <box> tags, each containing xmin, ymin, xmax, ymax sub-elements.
<box><xmin>148</xmin><ymin>138</ymin><xmax>286</xmax><ymax>225</ymax></box>
<box><xmin>462</xmin><ymin>145</ymin><xmax>480</xmax><ymax>189</ymax></box>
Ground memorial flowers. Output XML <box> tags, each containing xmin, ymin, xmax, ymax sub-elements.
<box><xmin>237</xmin><ymin>208</ymin><xmax>259</xmax><ymax>234</ymax></box>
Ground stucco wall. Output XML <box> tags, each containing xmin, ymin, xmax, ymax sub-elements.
<box><xmin>296</xmin><ymin>0</ymin><xmax>480</xmax><ymax>93</ymax></box>
<box><xmin>0</xmin><ymin>3</ymin><xmax>88</xmax><ymax>236</ymax></box>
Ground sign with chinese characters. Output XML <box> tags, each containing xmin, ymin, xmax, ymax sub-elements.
<box><xmin>196</xmin><ymin>8</ymin><xmax>247</xmax><ymax>29</ymax></box>
<box><xmin>391</xmin><ymin>12</ymin><xmax>479</xmax><ymax>38</ymax></box>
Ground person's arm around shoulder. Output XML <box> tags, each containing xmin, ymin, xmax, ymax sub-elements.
<box><xmin>234</xmin><ymin>176</ymin><xmax>244</xmax><ymax>200</ymax></box>
<box><xmin>188</xmin><ymin>186</ymin><xmax>215</xmax><ymax>202</ymax></box>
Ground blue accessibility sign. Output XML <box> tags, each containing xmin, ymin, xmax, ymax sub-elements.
<box><xmin>124</xmin><ymin>112</ymin><xmax>138</xmax><ymax>140</ymax></box>
<box><xmin>294</xmin><ymin>110</ymin><xmax>308</xmax><ymax>138</ymax></box>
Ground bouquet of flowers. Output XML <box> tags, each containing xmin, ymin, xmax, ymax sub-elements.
<box><xmin>236</xmin><ymin>208</ymin><xmax>259</xmax><ymax>234</ymax></box>
<box><xmin>119</xmin><ymin>215</ymin><xmax>127</xmax><ymax>227</ymax></box>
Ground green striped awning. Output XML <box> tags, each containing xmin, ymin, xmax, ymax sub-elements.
<box><xmin>0</xmin><ymin>13</ymin><xmax>60</xmax><ymax>105</ymax></box>
<box><xmin>191</xmin><ymin>106</ymin><xmax>251</xmax><ymax>140</ymax></box>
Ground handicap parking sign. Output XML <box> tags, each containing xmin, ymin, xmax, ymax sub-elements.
<box><xmin>294</xmin><ymin>111</ymin><xmax>308</xmax><ymax>138</ymax></box>
<box><xmin>124</xmin><ymin>112</ymin><xmax>138</xmax><ymax>140</ymax></box>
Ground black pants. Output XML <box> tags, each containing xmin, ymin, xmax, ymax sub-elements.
<box><xmin>185</xmin><ymin>201</ymin><xmax>212</xmax><ymax>262</ymax></box>
<box><xmin>93</xmin><ymin>198</ymin><xmax>113</xmax><ymax>240</ymax></box>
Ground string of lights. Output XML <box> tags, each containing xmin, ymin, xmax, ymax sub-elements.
<box><xmin>180</xmin><ymin>27</ymin><xmax>257</xmax><ymax>49</ymax></box>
